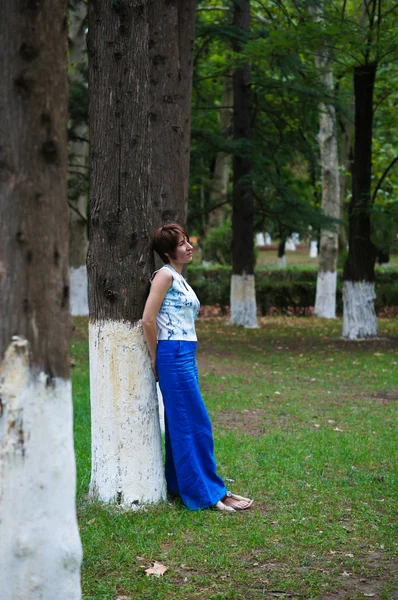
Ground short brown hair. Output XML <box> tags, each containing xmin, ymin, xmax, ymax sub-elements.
<box><xmin>152</xmin><ymin>223</ymin><xmax>189</xmax><ymax>263</ymax></box>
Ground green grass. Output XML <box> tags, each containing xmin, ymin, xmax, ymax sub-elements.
<box><xmin>71</xmin><ymin>316</ymin><xmax>398</xmax><ymax>599</ymax></box>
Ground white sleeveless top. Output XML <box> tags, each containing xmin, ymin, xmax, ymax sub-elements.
<box><xmin>154</xmin><ymin>265</ymin><xmax>200</xmax><ymax>341</ymax></box>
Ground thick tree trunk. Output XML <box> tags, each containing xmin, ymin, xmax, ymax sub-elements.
<box><xmin>343</xmin><ymin>63</ymin><xmax>378</xmax><ymax>339</ymax></box>
<box><xmin>148</xmin><ymin>0</ymin><xmax>196</xmax><ymax>230</ymax></box>
<box><xmin>313</xmin><ymin>50</ymin><xmax>340</xmax><ymax>318</ymax></box>
<box><xmin>69</xmin><ymin>0</ymin><xmax>89</xmax><ymax>315</ymax></box>
<box><xmin>87</xmin><ymin>1</ymin><xmax>165</xmax><ymax>506</ymax></box>
<box><xmin>0</xmin><ymin>2</ymin><xmax>82</xmax><ymax>597</ymax></box>
<box><xmin>208</xmin><ymin>73</ymin><xmax>233</xmax><ymax>229</ymax></box>
<box><xmin>230</xmin><ymin>0</ymin><xmax>257</xmax><ymax>328</ymax></box>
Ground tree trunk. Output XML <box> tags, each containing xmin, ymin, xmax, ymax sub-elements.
<box><xmin>0</xmin><ymin>2</ymin><xmax>82</xmax><ymax>597</ymax></box>
<box><xmin>313</xmin><ymin>45</ymin><xmax>340</xmax><ymax>319</ymax></box>
<box><xmin>338</xmin><ymin>115</ymin><xmax>353</xmax><ymax>251</ymax></box>
<box><xmin>69</xmin><ymin>0</ymin><xmax>89</xmax><ymax>316</ymax></box>
<box><xmin>87</xmin><ymin>0</ymin><xmax>165</xmax><ymax>507</ymax></box>
<box><xmin>230</xmin><ymin>0</ymin><xmax>257</xmax><ymax>328</ymax></box>
<box><xmin>343</xmin><ymin>62</ymin><xmax>378</xmax><ymax>339</ymax></box>
<box><xmin>148</xmin><ymin>0</ymin><xmax>196</xmax><ymax>231</ymax></box>
<box><xmin>208</xmin><ymin>72</ymin><xmax>233</xmax><ymax>229</ymax></box>
<box><xmin>277</xmin><ymin>238</ymin><xmax>287</xmax><ymax>268</ymax></box>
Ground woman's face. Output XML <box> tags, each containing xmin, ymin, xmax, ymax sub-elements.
<box><xmin>169</xmin><ymin>234</ymin><xmax>193</xmax><ymax>265</ymax></box>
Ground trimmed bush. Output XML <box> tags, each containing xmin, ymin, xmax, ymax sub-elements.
<box><xmin>187</xmin><ymin>265</ymin><xmax>398</xmax><ymax>315</ymax></box>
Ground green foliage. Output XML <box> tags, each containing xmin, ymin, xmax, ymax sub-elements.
<box><xmin>201</xmin><ymin>220</ymin><xmax>232</xmax><ymax>264</ymax></box>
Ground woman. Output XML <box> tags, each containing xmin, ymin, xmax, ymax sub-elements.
<box><xmin>142</xmin><ymin>223</ymin><xmax>253</xmax><ymax>512</ymax></box>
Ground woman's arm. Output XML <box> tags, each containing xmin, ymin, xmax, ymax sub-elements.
<box><xmin>142</xmin><ymin>269</ymin><xmax>172</xmax><ymax>379</ymax></box>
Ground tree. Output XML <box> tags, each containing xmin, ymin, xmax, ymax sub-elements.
<box><xmin>207</xmin><ymin>71</ymin><xmax>233</xmax><ymax>229</ymax></box>
<box><xmin>342</xmin><ymin>0</ymin><xmax>398</xmax><ymax>339</ymax></box>
<box><xmin>312</xmin><ymin>4</ymin><xmax>340</xmax><ymax>319</ymax></box>
<box><xmin>69</xmin><ymin>0</ymin><xmax>89</xmax><ymax>316</ymax></box>
<box><xmin>230</xmin><ymin>0</ymin><xmax>258</xmax><ymax>328</ymax></box>
<box><xmin>86</xmin><ymin>0</ymin><xmax>196</xmax><ymax>507</ymax></box>
<box><xmin>0</xmin><ymin>1</ymin><xmax>82</xmax><ymax>597</ymax></box>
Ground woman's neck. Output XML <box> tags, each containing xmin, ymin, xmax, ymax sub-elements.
<box><xmin>167</xmin><ymin>260</ymin><xmax>183</xmax><ymax>274</ymax></box>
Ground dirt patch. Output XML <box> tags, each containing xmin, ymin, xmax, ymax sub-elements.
<box><xmin>213</xmin><ymin>408</ymin><xmax>291</xmax><ymax>436</ymax></box>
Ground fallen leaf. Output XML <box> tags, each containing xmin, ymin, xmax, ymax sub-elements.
<box><xmin>144</xmin><ymin>562</ymin><xmax>168</xmax><ymax>577</ymax></box>
<box><xmin>86</xmin><ymin>518</ymin><xmax>96</xmax><ymax>525</ymax></box>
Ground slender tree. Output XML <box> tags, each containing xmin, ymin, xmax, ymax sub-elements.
<box><xmin>230</xmin><ymin>0</ymin><xmax>258</xmax><ymax>328</ymax></box>
<box><xmin>69</xmin><ymin>0</ymin><xmax>89</xmax><ymax>316</ymax></box>
<box><xmin>208</xmin><ymin>71</ymin><xmax>233</xmax><ymax>229</ymax></box>
<box><xmin>0</xmin><ymin>1</ymin><xmax>82</xmax><ymax>597</ymax></box>
<box><xmin>312</xmin><ymin>4</ymin><xmax>340</xmax><ymax>319</ymax></box>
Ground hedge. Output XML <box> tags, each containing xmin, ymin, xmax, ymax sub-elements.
<box><xmin>187</xmin><ymin>265</ymin><xmax>398</xmax><ymax>315</ymax></box>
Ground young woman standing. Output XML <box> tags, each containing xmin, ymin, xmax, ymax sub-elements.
<box><xmin>142</xmin><ymin>223</ymin><xmax>253</xmax><ymax>512</ymax></box>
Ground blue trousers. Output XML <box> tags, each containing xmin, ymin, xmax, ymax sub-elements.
<box><xmin>157</xmin><ymin>340</ymin><xmax>227</xmax><ymax>510</ymax></box>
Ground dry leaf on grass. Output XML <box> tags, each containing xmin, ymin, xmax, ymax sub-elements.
<box><xmin>144</xmin><ymin>562</ymin><xmax>168</xmax><ymax>577</ymax></box>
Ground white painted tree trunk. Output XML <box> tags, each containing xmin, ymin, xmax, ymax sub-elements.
<box><xmin>285</xmin><ymin>237</ymin><xmax>296</xmax><ymax>251</ymax></box>
<box><xmin>309</xmin><ymin>241</ymin><xmax>318</xmax><ymax>258</ymax></box>
<box><xmin>265</xmin><ymin>232</ymin><xmax>272</xmax><ymax>245</ymax></box>
<box><xmin>342</xmin><ymin>281</ymin><xmax>378</xmax><ymax>339</ymax></box>
<box><xmin>89</xmin><ymin>320</ymin><xmax>165</xmax><ymax>506</ymax></box>
<box><xmin>277</xmin><ymin>256</ymin><xmax>287</xmax><ymax>268</ymax></box>
<box><xmin>314</xmin><ymin>271</ymin><xmax>337</xmax><ymax>319</ymax></box>
<box><xmin>70</xmin><ymin>266</ymin><xmax>89</xmax><ymax>316</ymax></box>
<box><xmin>230</xmin><ymin>274</ymin><xmax>258</xmax><ymax>328</ymax></box>
<box><xmin>313</xmin><ymin>8</ymin><xmax>340</xmax><ymax>319</ymax></box>
<box><xmin>255</xmin><ymin>232</ymin><xmax>265</xmax><ymax>246</ymax></box>
<box><xmin>0</xmin><ymin>337</ymin><xmax>82</xmax><ymax>599</ymax></box>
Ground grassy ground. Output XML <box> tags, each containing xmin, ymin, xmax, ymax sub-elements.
<box><xmin>72</xmin><ymin>316</ymin><xmax>398</xmax><ymax>600</ymax></box>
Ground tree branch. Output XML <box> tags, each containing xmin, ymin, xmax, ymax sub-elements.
<box><xmin>371</xmin><ymin>155</ymin><xmax>398</xmax><ymax>203</ymax></box>
<box><xmin>68</xmin><ymin>199</ymin><xmax>88</xmax><ymax>223</ymax></box>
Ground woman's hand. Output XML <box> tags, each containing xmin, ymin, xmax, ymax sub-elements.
<box><xmin>151</xmin><ymin>358</ymin><xmax>158</xmax><ymax>382</ymax></box>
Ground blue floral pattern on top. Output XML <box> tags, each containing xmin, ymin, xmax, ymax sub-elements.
<box><xmin>154</xmin><ymin>265</ymin><xmax>200</xmax><ymax>341</ymax></box>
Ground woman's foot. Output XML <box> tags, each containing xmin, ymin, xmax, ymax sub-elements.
<box><xmin>214</xmin><ymin>500</ymin><xmax>235</xmax><ymax>513</ymax></box>
<box><xmin>222</xmin><ymin>492</ymin><xmax>253</xmax><ymax>511</ymax></box>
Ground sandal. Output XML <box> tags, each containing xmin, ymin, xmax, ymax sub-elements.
<box><xmin>222</xmin><ymin>491</ymin><xmax>253</xmax><ymax>511</ymax></box>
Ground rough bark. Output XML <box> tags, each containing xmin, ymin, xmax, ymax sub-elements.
<box><xmin>148</xmin><ymin>0</ymin><xmax>196</xmax><ymax>230</ymax></box>
<box><xmin>313</xmin><ymin>43</ymin><xmax>340</xmax><ymax>319</ymax></box>
<box><xmin>230</xmin><ymin>0</ymin><xmax>257</xmax><ymax>327</ymax></box>
<box><xmin>0</xmin><ymin>0</ymin><xmax>71</xmax><ymax>378</ymax></box>
<box><xmin>0</xmin><ymin>1</ymin><xmax>82</xmax><ymax>596</ymax></box>
<box><xmin>208</xmin><ymin>73</ymin><xmax>233</xmax><ymax>229</ymax></box>
<box><xmin>87</xmin><ymin>0</ymin><xmax>165</xmax><ymax>506</ymax></box>
<box><xmin>342</xmin><ymin>62</ymin><xmax>378</xmax><ymax>339</ymax></box>
<box><xmin>87</xmin><ymin>0</ymin><xmax>153</xmax><ymax>323</ymax></box>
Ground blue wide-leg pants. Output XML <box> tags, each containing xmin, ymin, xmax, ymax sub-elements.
<box><xmin>157</xmin><ymin>340</ymin><xmax>227</xmax><ymax>510</ymax></box>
